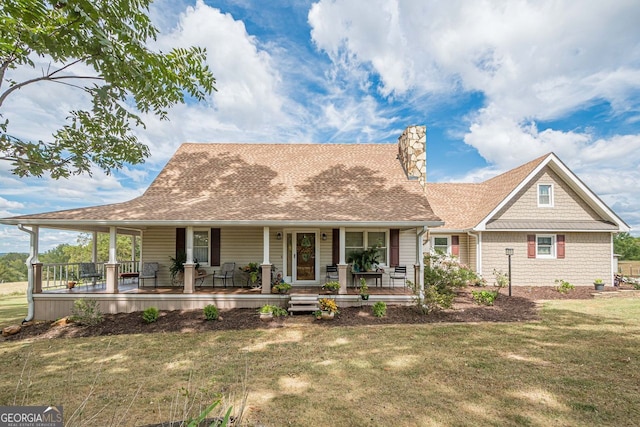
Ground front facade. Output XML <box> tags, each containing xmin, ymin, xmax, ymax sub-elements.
<box><xmin>1</xmin><ymin>126</ymin><xmax>629</xmax><ymax>320</ymax></box>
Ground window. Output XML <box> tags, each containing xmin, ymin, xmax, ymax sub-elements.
<box><xmin>193</xmin><ymin>230</ymin><xmax>210</xmax><ymax>266</ymax></box>
<box><xmin>432</xmin><ymin>236</ymin><xmax>450</xmax><ymax>254</ymax></box>
<box><xmin>345</xmin><ymin>230</ymin><xmax>388</xmax><ymax>265</ymax></box>
<box><xmin>538</xmin><ymin>184</ymin><xmax>553</xmax><ymax>207</ymax></box>
<box><xmin>536</xmin><ymin>234</ymin><xmax>555</xmax><ymax>258</ymax></box>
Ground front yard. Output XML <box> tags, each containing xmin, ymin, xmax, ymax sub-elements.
<box><xmin>1</xmin><ymin>288</ymin><xmax>639</xmax><ymax>426</ymax></box>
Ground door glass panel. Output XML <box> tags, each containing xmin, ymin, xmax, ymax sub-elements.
<box><xmin>296</xmin><ymin>233</ymin><xmax>315</xmax><ymax>281</ymax></box>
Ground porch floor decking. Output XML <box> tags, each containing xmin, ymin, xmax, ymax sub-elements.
<box><xmin>43</xmin><ymin>282</ymin><xmax>413</xmax><ymax>296</ymax></box>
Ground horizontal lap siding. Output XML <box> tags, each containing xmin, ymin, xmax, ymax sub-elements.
<box><xmin>399</xmin><ymin>229</ymin><xmax>417</xmax><ymax>285</ymax></box>
<box><xmin>481</xmin><ymin>232</ymin><xmax>611</xmax><ymax>286</ymax></box>
<box><xmin>142</xmin><ymin>227</ymin><xmax>176</xmax><ymax>285</ymax></box>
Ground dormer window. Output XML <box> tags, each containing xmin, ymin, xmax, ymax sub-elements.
<box><xmin>538</xmin><ymin>184</ymin><xmax>553</xmax><ymax>207</ymax></box>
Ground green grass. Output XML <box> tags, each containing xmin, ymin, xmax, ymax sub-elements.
<box><xmin>0</xmin><ymin>298</ymin><xmax>639</xmax><ymax>426</ymax></box>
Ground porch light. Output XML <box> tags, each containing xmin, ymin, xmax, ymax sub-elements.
<box><xmin>276</xmin><ymin>232</ymin><xmax>282</xmax><ymax>240</ymax></box>
<box><xmin>505</xmin><ymin>248</ymin><xmax>514</xmax><ymax>296</ymax></box>
<box><xmin>321</xmin><ymin>233</ymin><xmax>327</xmax><ymax>240</ymax></box>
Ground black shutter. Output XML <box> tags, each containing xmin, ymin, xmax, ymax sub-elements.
<box><xmin>332</xmin><ymin>229</ymin><xmax>340</xmax><ymax>265</ymax></box>
<box><xmin>390</xmin><ymin>229</ymin><xmax>400</xmax><ymax>267</ymax></box>
<box><xmin>176</xmin><ymin>228</ymin><xmax>186</xmax><ymax>256</ymax></box>
<box><xmin>211</xmin><ymin>228</ymin><xmax>221</xmax><ymax>266</ymax></box>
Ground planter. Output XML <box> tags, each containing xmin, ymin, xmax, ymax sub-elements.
<box><xmin>67</xmin><ymin>281</ymin><xmax>76</xmax><ymax>289</ymax></box>
<box><xmin>320</xmin><ymin>311</ymin><xmax>335</xmax><ymax>320</ymax></box>
<box><xmin>594</xmin><ymin>283</ymin><xmax>604</xmax><ymax>291</ymax></box>
<box><xmin>259</xmin><ymin>312</ymin><xmax>273</xmax><ymax>322</ymax></box>
<box><xmin>360</xmin><ymin>294</ymin><xmax>369</xmax><ymax>300</ymax></box>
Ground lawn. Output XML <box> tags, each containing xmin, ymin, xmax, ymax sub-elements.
<box><xmin>0</xmin><ymin>297</ymin><xmax>639</xmax><ymax>426</ymax></box>
<box><xmin>0</xmin><ymin>281</ymin><xmax>27</xmax><ymax>326</ymax></box>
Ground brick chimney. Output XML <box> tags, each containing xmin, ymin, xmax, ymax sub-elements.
<box><xmin>398</xmin><ymin>125</ymin><xmax>427</xmax><ymax>189</ymax></box>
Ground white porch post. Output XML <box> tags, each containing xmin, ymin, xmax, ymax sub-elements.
<box><xmin>31</xmin><ymin>226</ymin><xmax>41</xmax><ymax>294</ymax></box>
<box><xmin>105</xmin><ymin>227</ymin><xmax>119</xmax><ymax>293</ymax></box>
<box><xmin>183</xmin><ymin>226</ymin><xmax>195</xmax><ymax>294</ymax></box>
<box><xmin>337</xmin><ymin>227</ymin><xmax>348</xmax><ymax>294</ymax></box>
<box><xmin>131</xmin><ymin>236</ymin><xmax>136</xmax><ymax>271</ymax></box>
<box><xmin>261</xmin><ymin>226</ymin><xmax>272</xmax><ymax>294</ymax></box>
<box><xmin>416</xmin><ymin>227</ymin><xmax>427</xmax><ymax>299</ymax></box>
<box><xmin>92</xmin><ymin>231</ymin><xmax>98</xmax><ymax>263</ymax></box>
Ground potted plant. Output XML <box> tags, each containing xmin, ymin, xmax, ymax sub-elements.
<box><xmin>273</xmin><ymin>282</ymin><xmax>292</xmax><ymax>294</ymax></box>
<box><xmin>241</xmin><ymin>262</ymin><xmax>261</xmax><ymax>286</ymax></box>
<box><xmin>313</xmin><ymin>310</ymin><xmax>323</xmax><ymax>320</ymax></box>
<box><xmin>318</xmin><ymin>298</ymin><xmax>338</xmax><ymax>319</ymax></box>
<box><xmin>594</xmin><ymin>278</ymin><xmax>605</xmax><ymax>291</ymax></box>
<box><xmin>169</xmin><ymin>251</ymin><xmax>199</xmax><ymax>283</ymax></box>
<box><xmin>322</xmin><ymin>281</ymin><xmax>340</xmax><ymax>294</ymax></box>
<box><xmin>347</xmin><ymin>244</ymin><xmax>381</xmax><ymax>272</ymax></box>
<box><xmin>258</xmin><ymin>304</ymin><xmax>287</xmax><ymax>321</ymax></box>
<box><xmin>359</xmin><ymin>278</ymin><xmax>369</xmax><ymax>300</ymax></box>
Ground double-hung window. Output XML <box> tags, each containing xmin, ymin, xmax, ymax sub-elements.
<box><xmin>193</xmin><ymin>229</ymin><xmax>210</xmax><ymax>266</ymax></box>
<box><xmin>538</xmin><ymin>184</ymin><xmax>553</xmax><ymax>207</ymax></box>
<box><xmin>345</xmin><ymin>231</ymin><xmax>388</xmax><ymax>265</ymax></box>
<box><xmin>432</xmin><ymin>236</ymin><xmax>450</xmax><ymax>254</ymax></box>
<box><xmin>536</xmin><ymin>234</ymin><xmax>555</xmax><ymax>258</ymax></box>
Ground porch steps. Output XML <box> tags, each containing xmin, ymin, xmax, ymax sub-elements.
<box><xmin>288</xmin><ymin>294</ymin><xmax>319</xmax><ymax>313</ymax></box>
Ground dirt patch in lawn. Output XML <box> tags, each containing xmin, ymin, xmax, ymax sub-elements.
<box><xmin>4</xmin><ymin>285</ymin><xmax>627</xmax><ymax>341</ymax></box>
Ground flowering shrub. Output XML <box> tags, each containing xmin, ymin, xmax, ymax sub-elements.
<box><xmin>412</xmin><ymin>253</ymin><xmax>478</xmax><ymax>314</ymax></box>
<box><xmin>318</xmin><ymin>298</ymin><xmax>338</xmax><ymax>313</ymax></box>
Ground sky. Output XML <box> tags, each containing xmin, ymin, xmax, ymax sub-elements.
<box><xmin>1</xmin><ymin>0</ymin><xmax>639</xmax><ymax>253</ymax></box>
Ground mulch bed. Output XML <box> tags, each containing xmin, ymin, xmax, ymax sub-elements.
<box><xmin>3</xmin><ymin>285</ymin><xmax>630</xmax><ymax>342</ymax></box>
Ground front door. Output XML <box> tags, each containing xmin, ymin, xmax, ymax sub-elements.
<box><xmin>285</xmin><ymin>231</ymin><xmax>319</xmax><ymax>284</ymax></box>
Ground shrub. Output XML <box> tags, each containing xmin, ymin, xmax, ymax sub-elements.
<box><xmin>143</xmin><ymin>306</ymin><xmax>160</xmax><ymax>323</ymax></box>
<box><xmin>493</xmin><ymin>269</ymin><xmax>509</xmax><ymax>289</ymax></box>
<box><xmin>70</xmin><ymin>299</ymin><xmax>103</xmax><ymax>326</ymax></box>
<box><xmin>411</xmin><ymin>253</ymin><xmax>476</xmax><ymax>314</ymax></box>
<box><xmin>472</xmin><ymin>290</ymin><xmax>499</xmax><ymax>306</ymax></box>
<box><xmin>372</xmin><ymin>301</ymin><xmax>386</xmax><ymax>317</ymax></box>
<box><xmin>322</xmin><ymin>281</ymin><xmax>340</xmax><ymax>292</ymax></box>
<box><xmin>555</xmin><ymin>279</ymin><xmax>574</xmax><ymax>294</ymax></box>
<box><xmin>203</xmin><ymin>304</ymin><xmax>219</xmax><ymax>321</ymax></box>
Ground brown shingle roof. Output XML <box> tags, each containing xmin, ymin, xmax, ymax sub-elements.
<box><xmin>425</xmin><ymin>154</ymin><xmax>548</xmax><ymax>230</ymax></box>
<box><xmin>8</xmin><ymin>143</ymin><xmax>441</xmax><ymax>225</ymax></box>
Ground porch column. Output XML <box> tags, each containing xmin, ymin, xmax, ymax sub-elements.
<box><xmin>92</xmin><ymin>231</ymin><xmax>98</xmax><ymax>263</ymax></box>
<box><xmin>105</xmin><ymin>226</ymin><xmax>119</xmax><ymax>293</ymax></box>
<box><xmin>261</xmin><ymin>227</ymin><xmax>272</xmax><ymax>293</ymax></box>
<box><xmin>183</xmin><ymin>226</ymin><xmax>195</xmax><ymax>293</ymax></box>
<box><xmin>416</xmin><ymin>227</ymin><xmax>427</xmax><ymax>299</ymax></box>
<box><xmin>32</xmin><ymin>263</ymin><xmax>43</xmax><ymax>294</ymax></box>
<box><xmin>337</xmin><ymin>227</ymin><xmax>348</xmax><ymax>294</ymax></box>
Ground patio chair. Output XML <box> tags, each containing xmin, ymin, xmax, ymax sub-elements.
<box><xmin>389</xmin><ymin>265</ymin><xmax>407</xmax><ymax>288</ymax></box>
<box><xmin>325</xmin><ymin>265</ymin><xmax>339</xmax><ymax>283</ymax></box>
<box><xmin>79</xmin><ymin>263</ymin><xmax>102</xmax><ymax>286</ymax></box>
<box><xmin>139</xmin><ymin>262</ymin><xmax>159</xmax><ymax>288</ymax></box>
<box><xmin>214</xmin><ymin>262</ymin><xmax>235</xmax><ymax>287</ymax></box>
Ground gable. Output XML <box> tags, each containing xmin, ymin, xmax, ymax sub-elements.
<box><xmin>490</xmin><ymin>166</ymin><xmax>603</xmax><ymax>222</ymax></box>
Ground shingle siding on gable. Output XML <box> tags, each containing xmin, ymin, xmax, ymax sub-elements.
<box><xmin>492</xmin><ymin>167</ymin><xmax>602</xmax><ymax>222</ymax></box>
<box><xmin>481</xmin><ymin>232</ymin><xmax>611</xmax><ymax>286</ymax></box>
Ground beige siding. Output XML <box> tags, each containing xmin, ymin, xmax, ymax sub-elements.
<box><xmin>481</xmin><ymin>232</ymin><xmax>612</xmax><ymax>286</ymax></box>
<box><xmin>141</xmin><ymin>227</ymin><xmax>177</xmax><ymax>286</ymax></box>
<box><xmin>398</xmin><ymin>229</ymin><xmax>417</xmax><ymax>286</ymax></box>
<box><xmin>467</xmin><ymin>234</ymin><xmax>477</xmax><ymax>271</ymax></box>
<box><xmin>494</xmin><ymin>167</ymin><xmax>602</xmax><ymax>221</ymax></box>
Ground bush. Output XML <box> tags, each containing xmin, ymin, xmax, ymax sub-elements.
<box><xmin>555</xmin><ymin>279</ymin><xmax>574</xmax><ymax>293</ymax></box>
<box><xmin>203</xmin><ymin>304</ymin><xmax>219</xmax><ymax>321</ymax></box>
<box><xmin>142</xmin><ymin>306</ymin><xmax>160</xmax><ymax>323</ymax></box>
<box><xmin>411</xmin><ymin>253</ymin><xmax>476</xmax><ymax>314</ymax></box>
<box><xmin>472</xmin><ymin>290</ymin><xmax>498</xmax><ymax>306</ymax></box>
<box><xmin>372</xmin><ymin>301</ymin><xmax>386</xmax><ymax>317</ymax></box>
<box><xmin>70</xmin><ymin>299</ymin><xmax>103</xmax><ymax>326</ymax></box>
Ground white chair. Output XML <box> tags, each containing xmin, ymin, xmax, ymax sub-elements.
<box><xmin>389</xmin><ymin>265</ymin><xmax>407</xmax><ymax>288</ymax></box>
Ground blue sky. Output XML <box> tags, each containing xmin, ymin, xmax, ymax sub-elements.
<box><xmin>1</xmin><ymin>0</ymin><xmax>639</xmax><ymax>252</ymax></box>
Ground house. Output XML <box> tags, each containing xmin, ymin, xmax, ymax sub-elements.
<box><xmin>425</xmin><ymin>152</ymin><xmax>629</xmax><ymax>287</ymax></box>
<box><xmin>1</xmin><ymin>126</ymin><xmax>442</xmax><ymax>320</ymax></box>
<box><xmin>0</xmin><ymin>125</ymin><xmax>629</xmax><ymax>320</ymax></box>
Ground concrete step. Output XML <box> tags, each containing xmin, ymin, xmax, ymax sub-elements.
<box><xmin>288</xmin><ymin>294</ymin><xmax>319</xmax><ymax>313</ymax></box>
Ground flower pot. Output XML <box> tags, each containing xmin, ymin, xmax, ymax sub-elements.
<box><xmin>594</xmin><ymin>283</ymin><xmax>604</xmax><ymax>291</ymax></box>
<box><xmin>67</xmin><ymin>281</ymin><xmax>76</xmax><ymax>289</ymax></box>
<box><xmin>260</xmin><ymin>312</ymin><xmax>273</xmax><ymax>322</ymax></box>
<box><xmin>360</xmin><ymin>294</ymin><xmax>369</xmax><ymax>300</ymax></box>
<box><xmin>321</xmin><ymin>311</ymin><xmax>335</xmax><ymax>320</ymax></box>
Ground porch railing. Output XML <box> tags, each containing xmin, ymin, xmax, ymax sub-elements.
<box><xmin>41</xmin><ymin>261</ymin><xmax>139</xmax><ymax>290</ymax></box>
